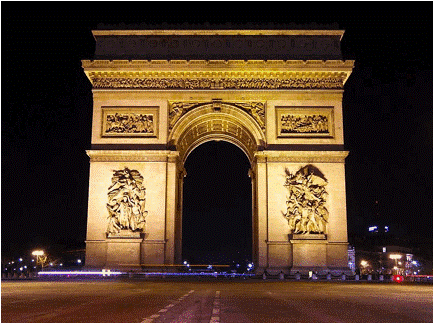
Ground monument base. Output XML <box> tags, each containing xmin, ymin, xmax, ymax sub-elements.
<box><xmin>290</xmin><ymin>234</ymin><xmax>327</xmax><ymax>268</ymax></box>
<box><xmin>289</xmin><ymin>267</ymin><xmax>353</xmax><ymax>276</ymax></box>
<box><xmin>105</xmin><ymin>230</ymin><xmax>144</xmax><ymax>270</ymax></box>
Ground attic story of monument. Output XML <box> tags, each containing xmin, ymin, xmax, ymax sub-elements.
<box><xmin>83</xmin><ymin>30</ymin><xmax>354</xmax><ymax>275</ymax></box>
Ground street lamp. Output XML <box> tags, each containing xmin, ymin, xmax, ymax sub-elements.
<box><xmin>389</xmin><ymin>254</ymin><xmax>402</xmax><ymax>275</ymax></box>
<box><xmin>32</xmin><ymin>250</ymin><xmax>46</xmax><ymax>271</ymax></box>
<box><xmin>360</xmin><ymin>260</ymin><xmax>369</xmax><ymax>275</ymax></box>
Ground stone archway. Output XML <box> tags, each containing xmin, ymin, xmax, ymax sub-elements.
<box><xmin>83</xmin><ymin>29</ymin><xmax>354</xmax><ymax>275</ymax></box>
<box><xmin>181</xmin><ymin>140</ymin><xmax>253</xmax><ymax>265</ymax></box>
<box><xmin>168</xmin><ymin>100</ymin><xmax>265</xmax><ymax>266</ymax></box>
<box><xmin>169</xmin><ymin>100</ymin><xmax>266</xmax><ymax>163</ymax></box>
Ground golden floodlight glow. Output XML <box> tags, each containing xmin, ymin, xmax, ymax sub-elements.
<box><xmin>389</xmin><ymin>254</ymin><xmax>402</xmax><ymax>260</ymax></box>
<box><xmin>32</xmin><ymin>250</ymin><xmax>44</xmax><ymax>256</ymax></box>
<box><xmin>360</xmin><ymin>260</ymin><xmax>368</xmax><ymax>266</ymax></box>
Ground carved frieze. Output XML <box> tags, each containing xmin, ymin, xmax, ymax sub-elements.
<box><xmin>102</xmin><ymin>107</ymin><xmax>158</xmax><ymax>137</ymax></box>
<box><xmin>168</xmin><ymin>101</ymin><xmax>265</xmax><ymax>130</ymax></box>
<box><xmin>83</xmin><ymin>60</ymin><xmax>355</xmax><ymax>91</ymax></box>
<box><xmin>276</xmin><ymin>107</ymin><xmax>334</xmax><ymax>138</ymax></box>
<box><xmin>106</xmin><ymin>168</ymin><xmax>148</xmax><ymax>235</ymax></box>
<box><xmin>90</xmin><ymin>75</ymin><xmax>345</xmax><ymax>90</ymax></box>
<box><xmin>282</xmin><ymin>165</ymin><xmax>328</xmax><ymax>235</ymax></box>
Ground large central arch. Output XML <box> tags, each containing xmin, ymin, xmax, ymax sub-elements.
<box><xmin>181</xmin><ymin>140</ymin><xmax>252</xmax><ymax>265</ymax></box>
<box><xmin>168</xmin><ymin>101</ymin><xmax>265</xmax><ymax>265</ymax></box>
<box><xmin>169</xmin><ymin>101</ymin><xmax>265</xmax><ymax>163</ymax></box>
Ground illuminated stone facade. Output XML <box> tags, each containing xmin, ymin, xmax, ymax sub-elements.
<box><xmin>83</xmin><ymin>30</ymin><xmax>354</xmax><ymax>275</ymax></box>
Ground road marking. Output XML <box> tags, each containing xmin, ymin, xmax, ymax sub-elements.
<box><xmin>210</xmin><ymin>290</ymin><xmax>221</xmax><ymax>323</ymax></box>
<box><xmin>141</xmin><ymin>289</ymin><xmax>195</xmax><ymax>323</ymax></box>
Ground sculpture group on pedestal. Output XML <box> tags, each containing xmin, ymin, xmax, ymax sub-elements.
<box><xmin>283</xmin><ymin>165</ymin><xmax>329</xmax><ymax>234</ymax></box>
<box><xmin>106</xmin><ymin>168</ymin><xmax>148</xmax><ymax>234</ymax></box>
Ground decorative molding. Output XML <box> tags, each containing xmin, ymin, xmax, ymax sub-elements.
<box><xmin>276</xmin><ymin>106</ymin><xmax>334</xmax><ymax>138</ymax></box>
<box><xmin>82</xmin><ymin>60</ymin><xmax>354</xmax><ymax>90</ymax></box>
<box><xmin>92</xmin><ymin>30</ymin><xmax>346</xmax><ymax>36</ymax></box>
<box><xmin>102</xmin><ymin>107</ymin><xmax>158</xmax><ymax>137</ymax></box>
<box><xmin>291</xmin><ymin>234</ymin><xmax>327</xmax><ymax>240</ymax></box>
<box><xmin>169</xmin><ymin>100</ymin><xmax>265</xmax><ymax>130</ymax></box>
<box><xmin>82</xmin><ymin>59</ymin><xmax>354</xmax><ymax>69</ymax></box>
<box><xmin>265</xmin><ymin>241</ymin><xmax>292</xmax><ymax>245</ymax></box>
<box><xmin>88</xmin><ymin>74</ymin><xmax>346</xmax><ymax>90</ymax></box>
<box><xmin>254</xmin><ymin>151</ymin><xmax>349</xmax><ymax>163</ymax></box>
<box><xmin>86</xmin><ymin>150</ymin><xmax>179</xmax><ymax>162</ymax></box>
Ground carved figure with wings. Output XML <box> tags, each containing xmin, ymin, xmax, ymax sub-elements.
<box><xmin>106</xmin><ymin>168</ymin><xmax>147</xmax><ymax>234</ymax></box>
<box><xmin>283</xmin><ymin>165</ymin><xmax>329</xmax><ymax>234</ymax></box>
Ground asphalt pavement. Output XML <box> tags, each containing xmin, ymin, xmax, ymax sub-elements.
<box><xmin>1</xmin><ymin>278</ymin><xmax>432</xmax><ymax>323</ymax></box>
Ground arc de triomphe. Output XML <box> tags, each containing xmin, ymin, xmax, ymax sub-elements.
<box><xmin>82</xmin><ymin>30</ymin><xmax>354</xmax><ymax>275</ymax></box>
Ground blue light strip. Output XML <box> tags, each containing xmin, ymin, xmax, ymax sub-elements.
<box><xmin>37</xmin><ymin>271</ymin><xmax>254</xmax><ymax>277</ymax></box>
<box><xmin>38</xmin><ymin>271</ymin><xmax>123</xmax><ymax>275</ymax></box>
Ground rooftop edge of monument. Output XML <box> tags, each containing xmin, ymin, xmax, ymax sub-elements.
<box><xmin>91</xmin><ymin>29</ymin><xmax>346</xmax><ymax>61</ymax></box>
<box><xmin>92</xmin><ymin>30</ymin><xmax>345</xmax><ymax>38</ymax></box>
<box><xmin>81</xmin><ymin>59</ymin><xmax>355</xmax><ymax>73</ymax></box>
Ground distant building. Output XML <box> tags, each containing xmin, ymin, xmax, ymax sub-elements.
<box><xmin>368</xmin><ymin>225</ymin><xmax>390</xmax><ymax>234</ymax></box>
<box><xmin>354</xmin><ymin>245</ymin><xmax>425</xmax><ymax>276</ymax></box>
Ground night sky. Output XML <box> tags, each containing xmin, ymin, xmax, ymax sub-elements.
<box><xmin>2</xmin><ymin>3</ymin><xmax>432</xmax><ymax>263</ymax></box>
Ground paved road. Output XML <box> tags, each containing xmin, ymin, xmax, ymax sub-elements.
<box><xmin>1</xmin><ymin>279</ymin><xmax>432</xmax><ymax>322</ymax></box>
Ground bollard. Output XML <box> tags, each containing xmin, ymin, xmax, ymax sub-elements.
<box><xmin>367</xmin><ymin>274</ymin><xmax>372</xmax><ymax>281</ymax></box>
<box><xmin>295</xmin><ymin>273</ymin><xmax>301</xmax><ymax>280</ymax></box>
<box><xmin>128</xmin><ymin>272</ymin><xmax>133</xmax><ymax>278</ymax></box>
<box><xmin>312</xmin><ymin>274</ymin><xmax>318</xmax><ymax>280</ymax></box>
<box><xmin>326</xmin><ymin>273</ymin><xmax>331</xmax><ymax>280</ymax></box>
<box><xmin>379</xmin><ymin>275</ymin><xmax>384</xmax><ymax>281</ymax></box>
<box><xmin>355</xmin><ymin>274</ymin><xmax>359</xmax><ymax>281</ymax></box>
<box><xmin>262</xmin><ymin>273</ymin><xmax>267</xmax><ymax>280</ymax></box>
<box><xmin>279</xmin><ymin>272</ymin><xmax>285</xmax><ymax>280</ymax></box>
<box><xmin>341</xmin><ymin>274</ymin><xmax>346</xmax><ymax>281</ymax></box>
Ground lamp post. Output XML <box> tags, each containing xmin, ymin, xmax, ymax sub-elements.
<box><xmin>32</xmin><ymin>250</ymin><xmax>46</xmax><ymax>271</ymax></box>
<box><xmin>360</xmin><ymin>260</ymin><xmax>369</xmax><ymax>275</ymax></box>
<box><xmin>389</xmin><ymin>254</ymin><xmax>402</xmax><ymax>275</ymax></box>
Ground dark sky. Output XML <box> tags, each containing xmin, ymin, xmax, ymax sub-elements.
<box><xmin>2</xmin><ymin>2</ymin><xmax>432</xmax><ymax>262</ymax></box>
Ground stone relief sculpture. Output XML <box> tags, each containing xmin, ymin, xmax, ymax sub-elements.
<box><xmin>105</xmin><ymin>113</ymin><xmax>154</xmax><ymax>134</ymax></box>
<box><xmin>92</xmin><ymin>76</ymin><xmax>344</xmax><ymax>90</ymax></box>
<box><xmin>168</xmin><ymin>101</ymin><xmax>265</xmax><ymax>130</ymax></box>
<box><xmin>106</xmin><ymin>168</ymin><xmax>148</xmax><ymax>234</ymax></box>
<box><xmin>280</xmin><ymin>114</ymin><xmax>329</xmax><ymax>134</ymax></box>
<box><xmin>283</xmin><ymin>165</ymin><xmax>329</xmax><ymax>234</ymax></box>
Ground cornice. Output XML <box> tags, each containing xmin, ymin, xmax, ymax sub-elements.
<box><xmin>86</xmin><ymin>150</ymin><xmax>179</xmax><ymax>162</ymax></box>
<box><xmin>254</xmin><ymin>150</ymin><xmax>349</xmax><ymax>163</ymax></box>
<box><xmin>92</xmin><ymin>30</ymin><xmax>345</xmax><ymax>37</ymax></box>
<box><xmin>82</xmin><ymin>60</ymin><xmax>354</xmax><ymax>90</ymax></box>
<box><xmin>82</xmin><ymin>59</ymin><xmax>354</xmax><ymax>71</ymax></box>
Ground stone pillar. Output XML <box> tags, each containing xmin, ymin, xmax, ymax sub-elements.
<box><xmin>164</xmin><ymin>155</ymin><xmax>178</xmax><ymax>265</ymax></box>
<box><xmin>256</xmin><ymin>151</ymin><xmax>351</xmax><ymax>276</ymax></box>
<box><xmin>255</xmin><ymin>155</ymin><xmax>268</xmax><ymax>273</ymax></box>
<box><xmin>85</xmin><ymin>150</ymin><xmax>179</xmax><ymax>270</ymax></box>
